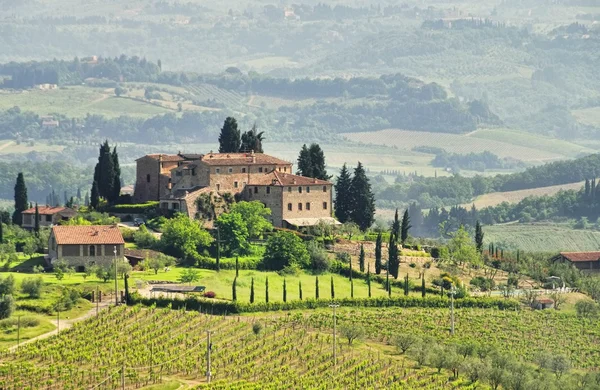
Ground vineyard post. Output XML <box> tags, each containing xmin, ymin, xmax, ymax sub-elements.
<box><xmin>329</xmin><ymin>304</ymin><xmax>339</xmax><ymax>367</ymax></box>
<box><xmin>121</xmin><ymin>363</ymin><xmax>125</xmax><ymax>389</ymax></box>
<box><xmin>206</xmin><ymin>330</ymin><xmax>212</xmax><ymax>383</ymax></box>
<box><xmin>114</xmin><ymin>246</ymin><xmax>118</xmax><ymax>305</ymax></box>
<box><xmin>57</xmin><ymin>309</ymin><xmax>60</xmax><ymax>333</ymax></box>
<box><xmin>96</xmin><ymin>286</ymin><xmax>99</xmax><ymax>315</ymax></box>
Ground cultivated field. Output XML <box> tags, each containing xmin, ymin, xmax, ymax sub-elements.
<box><xmin>573</xmin><ymin>106</ymin><xmax>600</xmax><ymax>127</ymax></box>
<box><xmin>463</xmin><ymin>181</ymin><xmax>585</xmax><ymax>209</ymax></box>
<box><xmin>345</xmin><ymin>128</ymin><xmax>585</xmax><ymax>162</ymax></box>
<box><xmin>484</xmin><ymin>223</ymin><xmax>600</xmax><ymax>252</ymax></box>
<box><xmin>0</xmin><ymin>87</ymin><xmax>170</xmax><ymax>118</ymax></box>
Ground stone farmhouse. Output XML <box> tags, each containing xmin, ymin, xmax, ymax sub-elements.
<box><xmin>134</xmin><ymin>151</ymin><xmax>336</xmax><ymax>228</ymax></box>
<box><xmin>553</xmin><ymin>252</ymin><xmax>600</xmax><ymax>271</ymax></box>
<box><xmin>48</xmin><ymin>225</ymin><xmax>125</xmax><ymax>270</ymax></box>
<box><xmin>21</xmin><ymin>205</ymin><xmax>77</xmax><ymax>230</ymax></box>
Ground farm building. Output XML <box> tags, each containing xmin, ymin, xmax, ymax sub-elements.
<box><xmin>553</xmin><ymin>252</ymin><xmax>600</xmax><ymax>271</ymax></box>
<box><xmin>533</xmin><ymin>298</ymin><xmax>555</xmax><ymax>310</ymax></box>
<box><xmin>21</xmin><ymin>205</ymin><xmax>77</xmax><ymax>230</ymax></box>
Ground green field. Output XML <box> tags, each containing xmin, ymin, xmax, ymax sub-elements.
<box><xmin>573</xmin><ymin>107</ymin><xmax>600</xmax><ymax>127</ymax></box>
<box><xmin>345</xmin><ymin>128</ymin><xmax>583</xmax><ymax>162</ymax></box>
<box><xmin>484</xmin><ymin>223</ymin><xmax>600</xmax><ymax>252</ymax></box>
<box><xmin>0</xmin><ymin>87</ymin><xmax>171</xmax><ymax>118</ymax></box>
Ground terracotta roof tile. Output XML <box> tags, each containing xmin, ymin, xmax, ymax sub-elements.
<box><xmin>137</xmin><ymin>154</ymin><xmax>183</xmax><ymax>162</ymax></box>
<box><xmin>560</xmin><ymin>252</ymin><xmax>600</xmax><ymax>262</ymax></box>
<box><xmin>249</xmin><ymin>171</ymin><xmax>332</xmax><ymax>186</ymax></box>
<box><xmin>52</xmin><ymin>225</ymin><xmax>124</xmax><ymax>245</ymax></box>
<box><xmin>22</xmin><ymin>206</ymin><xmax>76</xmax><ymax>216</ymax></box>
<box><xmin>201</xmin><ymin>153</ymin><xmax>291</xmax><ymax>166</ymax></box>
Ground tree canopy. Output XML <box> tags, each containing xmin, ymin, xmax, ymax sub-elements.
<box><xmin>218</xmin><ymin>117</ymin><xmax>241</xmax><ymax>153</ymax></box>
<box><xmin>262</xmin><ymin>231</ymin><xmax>310</xmax><ymax>271</ymax></box>
<box><xmin>160</xmin><ymin>213</ymin><xmax>213</xmax><ymax>259</ymax></box>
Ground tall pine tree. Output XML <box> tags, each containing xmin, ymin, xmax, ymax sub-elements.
<box><xmin>90</xmin><ymin>181</ymin><xmax>100</xmax><ymax>210</ymax></box>
<box><xmin>359</xmin><ymin>244</ymin><xmax>365</xmax><ymax>273</ymax></box>
<box><xmin>475</xmin><ymin>221</ymin><xmax>484</xmax><ymax>253</ymax></box>
<box><xmin>308</xmin><ymin>143</ymin><xmax>330</xmax><ymax>180</ymax></box>
<box><xmin>12</xmin><ymin>172</ymin><xmax>28</xmax><ymax>225</ymax></box>
<box><xmin>349</xmin><ymin>162</ymin><xmax>375</xmax><ymax>231</ymax></box>
<box><xmin>111</xmin><ymin>146</ymin><xmax>122</xmax><ymax>203</ymax></box>
<box><xmin>240</xmin><ymin>124</ymin><xmax>264</xmax><ymax>153</ymax></box>
<box><xmin>34</xmin><ymin>203</ymin><xmax>40</xmax><ymax>234</ymax></box>
<box><xmin>375</xmin><ymin>232</ymin><xmax>382</xmax><ymax>274</ymax></box>
<box><xmin>296</xmin><ymin>144</ymin><xmax>312</xmax><ymax>177</ymax></box>
<box><xmin>93</xmin><ymin>141</ymin><xmax>115</xmax><ymax>204</ymax></box>
<box><xmin>388</xmin><ymin>232</ymin><xmax>399</xmax><ymax>279</ymax></box>
<box><xmin>400</xmin><ymin>209</ymin><xmax>412</xmax><ymax>244</ymax></box>
<box><xmin>392</xmin><ymin>209</ymin><xmax>400</xmax><ymax>241</ymax></box>
<box><xmin>334</xmin><ymin>164</ymin><xmax>352</xmax><ymax>223</ymax></box>
<box><xmin>218</xmin><ymin>117</ymin><xmax>241</xmax><ymax>153</ymax></box>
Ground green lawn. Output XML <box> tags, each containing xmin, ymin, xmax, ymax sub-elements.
<box><xmin>133</xmin><ymin>267</ymin><xmax>411</xmax><ymax>302</ymax></box>
<box><xmin>0</xmin><ymin>312</ymin><xmax>55</xmax><ymax>350</ymax></box>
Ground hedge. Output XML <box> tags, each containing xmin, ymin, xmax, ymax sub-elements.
<box><xmin>106</xmin><ymin>202</ymin><xmax>159</xmax><ymax>214</ymax></box>
<box><xmin>129</xmin><ymin>293</ymin><xmax>520</xmax><ymax>315</ymax></box>
<box><xmin>195</xmin><ymin>255</ymin><xmax>262</xmax><ymax>271</ymax></box>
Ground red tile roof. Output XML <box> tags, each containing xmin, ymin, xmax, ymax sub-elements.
<box><xmin>137</xmin><ymin>154</ymin><xmax>184</xmax><ymax>162</ymax></box>
<box><xmin>201</xmin><ymin>153</ymin><xmax>291</xmax><ymax>166</ymax></box>
<box><xmin>52</xmin><ymin>225</ymin><xmax>124</xmax><ymax>245</ymax></box>
<box><xmin>560</xmin><ymin>252</ymin><xmax>600</xmax><ymax>262</ymax></box>
<box><xmin>249</xmin><ymin>171</ymin><xmax>332</xmax><ymax>186</ymax></box>
<box><xmin>22</xmin><ymin>206</ymin><xmax>76</xmax><ymax>216</ymax></box>
<box><xmin>536</xmin><ymin>299</ymin><xmax>554</xmax><ymax>304</ymax></box>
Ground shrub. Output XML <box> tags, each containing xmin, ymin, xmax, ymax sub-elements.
<box><xmin>278</xmin><ymin>264</ymin><xmax>301</xmax><ymax>276</ymax></box>
<box><xmin>106</xmin><ymin>202</ymin><xmax>159</xmax><ymax>214</ymax></box>
<box><xmin>335</xmin><ymin>252</ymin><xmax>351</xmax><ymax>264</ymax></box>
<box><xmin>409</xmin><ymin>262</ymin><xmax>417</xmax><ymax>268</ymax></box>
<box><xmin>21</xmin><ymin>277</ymin><xmax>43</xmax><ymax>298</ymax></box>
<box><xmin>262</xmin><ymin>231</ymin><xmax>310</xmax><ymax>271</ymax></box>
<box><xmin>307</xmin><ymin>242</ymin><xmax>330</xmax><ymax>273</ymax></box>
<box><xmin>0</xmin><ymin>295</ymin><xmax>15</xmax><ymax>319</ymax></box>
<box><xmin>0</xmin><ymin>316</ymin><xmax>39</xmax><ymax>329</ymax></box>
<box><xmin>203</xmin><ymin>291</ymin><xmax>216</xmax><ymax>298</ymax></box>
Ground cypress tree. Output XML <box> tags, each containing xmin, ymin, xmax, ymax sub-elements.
<box><xmin>250</xmin><ymin>277</ymin><xmax>255</xmax><ymax>304</ymax></box>
<box><xmin>421</xmin><ymin>275</ymin><xmax>426</xmax><ymax>298</ymax></box>
<box><xmin>351</xmin><ymin>278</ymin><xmax>354</xmax><ymax>298</ymax></box>
<box><xmin>375</xmin><ymin>233</ymin><xmax>382</xmax><ymax>275</ymax></box>
<box><xmin>385</xmin><ymin>263</ymin><xmax>390</xmax><ymax>292</ymax></box>
<box><xmin>265</xmin><ymin>277</ymin><xmax>269</xmax><ymax>303</ymax></box>
<box><xmin>308</xmin><ymin>143</ymin><xmax>330</xmax><ymax>180</ymax></box>
<box><xmin>34</xmin><ymin>203</ymin><xmax>40</xmax><ymax>234</ymax></box>
<box><xmin>218</xmin><ymin>117</ymin><xmax>241</xmax><ymax>153</ymax></box>
<box><xmin>388</xmin><ymin>277</ymin><xmax>392</xmax><ymax>297</ymax></box>
<box><xmin>296</xmin><ymin>144</ymin><xmax>313</xmax><ymax>177</ymax></box>
<box><xmin>475</xmin><ymin>221</ymin><xmax>484</xmax><ymax>253</ymax></box>
<box><xmin>283</xmin><ymin>279</ymin><xmax>287</xmax><ymax>303</ymax></box>
<box><xmin>404</xmin><ymin>274</ymin><xmax>409</xmax><ymax>296</ymax></box>
<box><xmin>400</xmin><ymin>210</ymin><xmax>412</xmax><ymax>244</ymax></box>
<box><xmin>388</xmin><ymin>232</ymin><xmax>399</xmax><ymax>279</ymax></box>
<box><xmin>111</xmin><ymin>146</ymin><xmax>122</xmax><ymax>203</ymax></box>
<box><xmin>334</xmin><ymin>164</ymin><xmax>352</xmax><ymax>223</ymax></box>
<box><xmin>392</xmin><ymin>209</ymin><xmax>400</xmax><ymax>239</ymax></box>
<box><xmin>91</xmin><ymin>181</ymin><xmax>100</xmax><ymax>210</ymax></box>
<box><xmin>76</xmin><ymin>187</ymin><xmax>82</xmax><ymax>201</ymax></box>
<box><xmin>232</xmin><ymin>277</ymin><xmax>237</xmax><ymax>301</ymax></box>
<box><xmin>299</xmin><ymin>280</ymin><xmax>303</xmax><ymax>300</ymax></box>
<box><xmin>235</xmin><ymin>256</ymin><xmax>239</xmax><ymax>278</ymax></box>
<box><xmin>367</xmin><ymin>263</ymin><xmax>371</xmax><ymax>298</ymax></box>
<box><xmin>12</xmin><ymin>172</ymin><xmax>28</xmax><ymax>225</ymax></box>
<box><xmin>0</xmin><ymin>221</ymin><xmax>3</xmax><ymax>243</ymax></box>
<box><xmin>124</xmin><ymin>274</ymin><xmax>130</xmax><ymax>304</ymax></box>
<box><xmin>84</xmin><ymin>192</ymin><xmax>90</xmax><ymax>207</ymax></box>
<box><xmin>359</xmin><ymin>244</ymin><xmax>365</xmax><ymax>273</ymax></box>
<box><xmin>93</xmin><ymin>141</ymin><xmax>115</xmax><ymax>202</ymax></box>
<box><xmin>349</xmin><ymin>162</ymin><xmax>375</xmax><ymax>231</ymax></box>
<box><xmin>330</xmin><ymin>276</ymin><xmax>335</xmax><ymax>299</ymax></box>
<box><xmin>315</xmin><ymin>276</ymin><xmax>319</xmax><ymax>299</ymax></box>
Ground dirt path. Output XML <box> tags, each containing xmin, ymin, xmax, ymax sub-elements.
<box><xmin>9</xmin><ymin>301</ymin><xmax>112</xmax><ymax>350</ymax></box>
<box><xmin>0</xmin><ymin>141</ymin><xmax>15</xmax><ymax>152</ymax></box>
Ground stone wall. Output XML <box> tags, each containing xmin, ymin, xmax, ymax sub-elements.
<box><xmin>244</xmin><ymin>186</ymin><xmax>284</xmax><ymax>226</ymax></box>
<box><xmin>134</xmin><ymin>157</ymin><xmax>179</xmax><ymax>202</ymax></box>
<box><xmin>281</xmin><ymin>184</ymin><xmax>333</xmax><ymax>222</ymax></box>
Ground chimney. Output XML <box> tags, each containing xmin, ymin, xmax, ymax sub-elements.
<box><xmin>251</xmin><ymin>149</ymin><xmax>255</xmax><ymax>155</ymax></box>
<box><xmin>252</xmin><ymin>155</ymin><xmax>256</xmax><ymax>164</ymax></box>
<box><xmin>313</xmin><ymin>178</ymin><xmax>317</xmax><ymax>183</ymax></box>
<box><xmin>167</xmin><ymin>179</ymin><xmax>172</xmax><ymax>190</ymax></box>
<box><xmin>292</xmin><ymin>179</ymin><xmax>297</xmax><ymax>184</ymax></box>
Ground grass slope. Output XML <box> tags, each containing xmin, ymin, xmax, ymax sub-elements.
<box><xmin>345</xmin><ymin>129</ymin><xmax>563</xmax><ymax>162</ymax></box>
<box><xmin>463</xmin><ymin>181</ymin><xmax>585</xmax><ymax>209</ymax></box>
<box><xmin>484</xmin><ymin>223</ymin><xmax>600</xmax><ymax>252</ymax></box>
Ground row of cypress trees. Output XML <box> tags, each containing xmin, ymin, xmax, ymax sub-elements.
<box><xmin>334</xmin><ymin>162</ymin><xmax>376</xmax><ymax>231</ymax></box>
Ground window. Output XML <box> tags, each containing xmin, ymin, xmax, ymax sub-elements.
<box><xmin>298</xmin><ymin>186</ymin><xmax>302</xmax><ymax>194</ymax></box>
<box><xmin>288</xmin><ymin>186</ymin><xmax>292</xmax><ymax>193</ymax></box>
<box><xmin>242</xmin><ymin>168</ymin><xmax>246</xmax><ymax>173</ymax></box>
<box><xmin>254</xmin><ymin>187</ymin><xmax>258</xmax><ymax>194</ymax></box>
<box><xmin>266</xmin><ymin>187</ymin><xmax>271</xmax><ymax>194</ymax></box>
<box><xmin>288</xmin><ymin>203</ymin><xmax>292</xmax><ymax>211</ymax></box>
<box><xmin>146</xmin><ymin>174</ymin><xmax>151</xmax><ymax>183</ymax></box>
<box><xmin>176</xmin><ymin>171</ymin><xmax>182</xmax><ymax>177</ymax></box>
<box><xmin>306</xmin><ymin>186</ymin><xmax>310</xmax><ymax>193</ymax></box>
<box><xmin>89</xmin><ymin>245</ymin><xmax>96</xmax><ymax>257</ymax></box>
<box><xmin>306</xmin><ymin>202</ymin><xmax>310</xmax><ymax>210</ymax></box>
<box><xmin>298</xmin><ymin>203</ymin><xmax>303</xmax><ymax>211</ymax></box>
<box><xmin>173</xmin><ymin>203</ymin><xmax>179</xmax><ymax>210</ymax></box>
<box><xmin>228</xmin><ymin>167</ymin><xmax>233</xmax><ymax>173</ymax></box>
<box><xmin>248</xmin><ymin>188</ymin><xmax>252</xmax><ymax>196</ymax></box>
<box><xmin>234</xmin><ymin>181</ymin><xmax>239</xmax><ymax>188</ymax></box>
<box><xmin>323</xmin><ymin>202</ymin><xmax>328</xmax><ymax>210</ymax></box>
<box><xmin>46</xmin><ymin>215</ymin><xmax>52</xmax><ymax>222</ymax></box>
<box><xmin>216</xmin><ymin>168</ymin><xmax>220</xmax><ymax>174</ymax></box>
<box><xmin>191</xmin><ymin>169</ymin><xmax>196</xmax><ymax>176</ymax></box>
<box><xmin>323</xmin><ymin>186</ymin><xmax>327</xmax><ymax>192</ymax></box>
<box><xmin>284</xmin><ymin>167</ymin><xmax>287</xmax><ymax>172</ymax></box>
<box><xmin>259</xmin><ymin>167</ymin><xmax>263</xmax><ymax>173</ymax></box>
